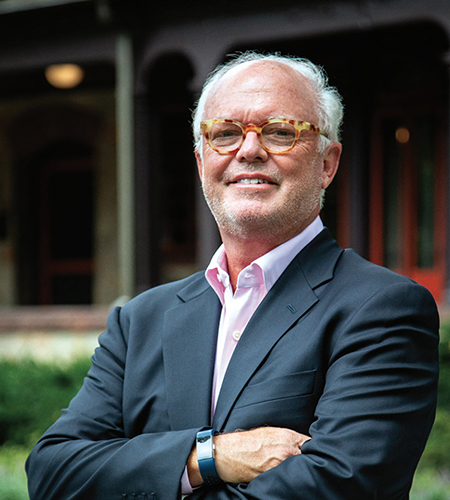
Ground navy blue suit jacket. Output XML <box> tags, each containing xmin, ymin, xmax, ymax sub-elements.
<box><xmin>26</xmin><ymin>229</ymin><xmax>439</xmax><ymax>500</ymax></box>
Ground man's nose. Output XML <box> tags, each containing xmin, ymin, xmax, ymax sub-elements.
<box><xmin>235</xmin><ymin>131</ymin><xmax>269</xmax><ymax>162</ymax></box>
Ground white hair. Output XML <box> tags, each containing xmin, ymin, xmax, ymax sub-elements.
<box><xmin>192</xmin><ymin>51</ymin><xmax>344</xmax><ymax>153</ymax></box>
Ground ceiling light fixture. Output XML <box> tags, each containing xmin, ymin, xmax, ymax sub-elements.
<box><xmin>45</xmin><ymin>63</ymin><xmax>85</xmax><ymax>89</ymax></box>
<box><xmin>395</xmin><ymin>126</ymin><xmax>410</xmax><ymax>144</ymax></box>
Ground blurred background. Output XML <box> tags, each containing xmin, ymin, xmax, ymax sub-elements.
<box><xmin>0</xmin><ymin>0</ymin><xmax>449</xmax><ymax>498</ymax></box>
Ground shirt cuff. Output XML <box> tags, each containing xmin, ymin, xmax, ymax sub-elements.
<box><xmin>181</xmin><ymin>466</ymin><xmax>194</xmax><ymax>495</ymax></box>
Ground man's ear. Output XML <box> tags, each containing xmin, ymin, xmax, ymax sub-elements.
<box><xmin>195</xmin><ymin>148</ymin><xmax>203</xmax><ymax>181</ymax></box>
<box><xmin>321</xmin><ymin>142</ymin><xmax>342</xmax><ymax>190</ymax></box>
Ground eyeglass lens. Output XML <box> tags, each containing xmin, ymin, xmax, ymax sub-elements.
<box><xmin>208</xmin><ymin>121</ymin><xmax>297</xmax><ymax>153</ymax></box>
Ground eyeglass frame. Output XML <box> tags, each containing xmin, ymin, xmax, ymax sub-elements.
<box><xmin>200</xmin><ymin>118</ymin><xmax>327</xmax><ymax>155</ymax></box>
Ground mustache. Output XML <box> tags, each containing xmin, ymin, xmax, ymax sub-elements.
<box><xmin>221</xmin><ymin>163</ymin><xmax>283</xmax><ymax>184</ymax></box>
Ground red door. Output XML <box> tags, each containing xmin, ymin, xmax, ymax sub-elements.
<box><xmin>369</xmin><ymin>103</ymin><xmax>446</xmax><ymax>303</ymax></box>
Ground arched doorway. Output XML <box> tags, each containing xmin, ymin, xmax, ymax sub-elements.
<box><xmin>135</xmin><ymin>52</ymin><xmax>198</xmax><ymax>290</ymax></box>
<box><xmin>8</xmin><ymin>104</ymin><xmax>101</xmax><ymax>305</ymax></box>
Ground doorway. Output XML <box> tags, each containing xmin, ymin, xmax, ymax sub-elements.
<box><xmin>369</xmin><ymin>99</ymin><xmax>446</xmax><ymax>302</ymax></box>
<box><xmin>9</xmin><ymin>105</ymin><xmax>101</xmax><ymax>305</ymax></box>
<box><xmin>38</xmin><ymin>143</ymin><xmax>95</xmax><ymax>304</ymax></box>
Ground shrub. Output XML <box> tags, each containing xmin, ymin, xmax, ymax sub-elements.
<box><xmin>418</xmin><ymin>321</ymin><xmax>450</xmax><ymax>470</ymax></box>
<box><xmin>411</xmin><ymin>319</ymin><xmax>450</xmax><ymax>500</ymax></box>
<box><xmin>437</xmin><ymin>321</ymin><xmax>450</xmax><ymax>411</ymax></box>
<box><xmin>0</xmin><ymin>357</ymin><xmax>91</xmax><ymax>447</ymax></box>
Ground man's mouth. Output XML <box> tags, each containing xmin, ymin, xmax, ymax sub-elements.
<box><xmin>234</xmin><ymin>178</ymin><xmax>273</xmax><ymax>185</ymax></box>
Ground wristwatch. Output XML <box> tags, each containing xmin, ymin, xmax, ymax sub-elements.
<box><xmin>196</xmin><ymin>429</ymin><xmax>221</xmax><ymax>485</ymax></box>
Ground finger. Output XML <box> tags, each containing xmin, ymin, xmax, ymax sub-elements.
<box><xmin>299</xmin><ymin>436</ymin><xmax>311</xmax><ymax>452</ymax></box>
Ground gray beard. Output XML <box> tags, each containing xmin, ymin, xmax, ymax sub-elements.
<box><xmin>202</xmin><ymin>182</ymin><xmax>321</xmax><ymax>242</ymax></box>
<box><xmin>201</xmin><ymin>160</ymin><xmax>323</xmax><ymax>241</ymax></box>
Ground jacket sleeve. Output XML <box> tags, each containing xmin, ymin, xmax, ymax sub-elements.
<box><xmin>191</xmin><ymin>281</ymin><xmax>440</xmax><ymax>500</ymax></box>
<box><xmin>26</xmin><ymin>306</ymin><xmax>201</xmax><ymax>500</ymax></box>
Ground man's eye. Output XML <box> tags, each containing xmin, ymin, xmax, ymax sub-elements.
<box><xmin>264</xmin><ymin>127</ymin><xmax>295</xmax><ymax>140</ymax></box>
<box><xmin>216</xmin><ymin>130</ymin><xmax>239</xmax><ymax>138</ymax></box>
<box><xmin>211</xmin><ymin>127</ymin><xmax>241</xmax><ymax>143</ymax></box>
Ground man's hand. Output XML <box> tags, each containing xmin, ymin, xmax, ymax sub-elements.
<box><xmin>214</xmin><ymin>427</ymin><xmax>310</xmax><ymax>483</ymax></box>
<box><xmin>187</xmin><ymin>427</ymin><xmax>310</xmax><ymax>487</ymax></box>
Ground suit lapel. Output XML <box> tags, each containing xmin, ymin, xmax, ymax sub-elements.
<box><xmin>162</xmin><ymin>276</ymin><xmax>221</xmax><ymax>430</ymax></box>
<box><xmin>212</xmin><ymin>229</ymin><xmax>344</xmax><ymax>430</ymax></box>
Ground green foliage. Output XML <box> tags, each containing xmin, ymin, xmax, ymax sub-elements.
<box><xmin>410</xmin><ymin>320</ymin><xmax>450</xmax><ymax>499</ymax></box>
<box><xmin>418</xmin><ymin>408</ymin><xmax>450</xmax><ymax>472</ymax></box>
<box><xmin>411</xmin><ymin>468</ymin><xmax>450</xmax><ymax>500</ymax></box>
<box><xmin>416</xmin><ymin>322</ymin><xmax>450</xmax><ymax>474</ymax></box>
<box><xmin>437</xmin><ymin>322</ymin><xmax>450</xmax><ymax>410</ymax></box>
<box><xmin>0</xmin><ymin>321</ymin><xmax>450</xmax><ymax>499</ymax></box>
<box><xmin>0</xmin><ymin>358</ymin><xmax>90</xmax><ymax>499</ymax></box>
<box><xmin>0</xmin><ymin>357</ymin><xmax>91</xmax><ymax>448</ymax></box>
<box><xmin>0</xmin><ymin>445</ymin><xmax>30</xmax><ymax>500</ymax></box>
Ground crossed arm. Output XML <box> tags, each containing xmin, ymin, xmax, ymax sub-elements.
<box><xmin>187</xmin><ymin>427</ymin><xmax>311</xmax><ymax>486</ymax></box>
<box><xmin>26</xmin><ymin>281</ymin><xmax>439</xmax><ymax>500</ymax></box>
<box><xmin>185</xmin><ymin>281</ymin><xmax>440</xmax><ymax>498</ymax></box>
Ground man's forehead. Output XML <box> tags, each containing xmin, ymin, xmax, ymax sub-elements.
<box><xmin>215</xmin><ymin>60</ymin><xmax>308</xmax><ymax>92</ymax></box>
<box><xmin>204</xmin><ymin>60</ymin><xmax>318</xmax><ymax>119</ymax></box>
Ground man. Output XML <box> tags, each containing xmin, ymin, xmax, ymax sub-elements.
<box><xmin>27</xmin><ymin>52</ymin><xmax>439</xmax><ymax>500</ymax></box>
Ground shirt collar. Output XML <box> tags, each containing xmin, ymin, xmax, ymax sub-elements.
<box><xmin>206</xmin><ymin>216</ymin><xmax>324</xmax><ymax>302</ymax></box>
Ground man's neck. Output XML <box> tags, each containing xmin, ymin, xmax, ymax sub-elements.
<box><xmin>221</xmin><ymin>222</ymin><xmax>314</xmax><ymax>291</ymax></box>
<box><xmin>222</xmin><ymin>238</ymin><xmax>277</xmax><ymax>289</ymax></box>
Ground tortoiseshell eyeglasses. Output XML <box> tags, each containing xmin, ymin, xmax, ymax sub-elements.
<box><xmin>200</xmin><ymin>118</ymin><xmax>326</xmax><ymax>155</ymax></box>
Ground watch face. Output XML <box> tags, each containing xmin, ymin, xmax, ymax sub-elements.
<box><xmin>196</xmin><ymin>431</ymin><xmax>214</xmax><ymax>461</ymax></box>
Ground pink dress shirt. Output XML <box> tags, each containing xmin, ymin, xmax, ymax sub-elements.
<box><xmin>205</xmin><ymin>216</ymin><xmax>324</xmax><ymax>417</ymax></box>
<box><xmin>181</xmin><ymin>217</ymin><xmax>323</xmax><ymax>496</ymax></box>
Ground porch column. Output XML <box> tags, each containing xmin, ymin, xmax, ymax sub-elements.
<box><xmin>116</xmin><ymin>33</ymin><xmax>135</xmax><ymax>300</ymax></box>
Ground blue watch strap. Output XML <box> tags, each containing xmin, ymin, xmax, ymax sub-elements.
<box><xmin>196</xmin><ymin>429</ymin><xmax>221</xmax><ymax>485</ymax></box>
